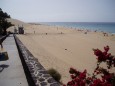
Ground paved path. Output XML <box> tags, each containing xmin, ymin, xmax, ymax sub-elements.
<box><xmin>0</xmin><ymin>34</ymin><xmax>28</xmax><ymax>86</ymax></box>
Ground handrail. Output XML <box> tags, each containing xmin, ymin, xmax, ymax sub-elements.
<box><xmin>0</xmin><ymin>34</ymin><xmax>9</xmax><ymax>45</ymax></box>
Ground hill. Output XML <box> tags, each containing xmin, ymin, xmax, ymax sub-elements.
<box><xmin>7</xmin><ymin>18</ymin><xmax>30</xmax><ymax>32</ymax></box>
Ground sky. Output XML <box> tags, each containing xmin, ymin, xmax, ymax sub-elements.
<box><xmin>0</xmin><ymin>0</ymin><xmax>115</xmax><ymax>22</ymax></box>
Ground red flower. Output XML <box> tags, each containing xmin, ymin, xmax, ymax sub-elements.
<box><xmin>91</xmin><ymin>79</ymin><xmax>102</xmax><ymax>86</ymax></box>
<box><xmin>67</xmin><ymin>81</ymin><xmax>75</xmax><ymax>86</ymax></box>
<box><xmin>94</xmin><ymin>49</ymin><xmax>103</xmax><ymax>57</ymax></box>
<box><xmin>104</xmin><ymin>46</ymin><xmax>109</xmax><ymax>52</ymax></box>
<box><xmin>79</xmin><ymin>70</ymin><xmax>87</xmax><ymax>80</ymax></box>
<box><xmin>71</xmin><ymin>75</ymin><xmax>76</xmax><ymax>79</ymax></box>
<box><xmin>65</xmin><ymin>46</ymin><xmax>115</xmax><ymax>86</ymax></box>
<box><xmin>80</xmin><ymin>80</ymin><xmax>85</xmax><ymax>86</ymax></box>
<box><xmin>102</xmin><ymin>74</ymin><xmax>112</xmax><ymax>82</ymax></box>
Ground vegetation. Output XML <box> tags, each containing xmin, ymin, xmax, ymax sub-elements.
<box><xmin>64</xmin><ymin>46</ymin><xmax>115</xmax><ymax>86</ymax></box>
<box><xmin>0</xmin><ymin>8</ymin><xmax>13</xmax><ymax>36</ymax></box>
<box><xmin>48</xmin><ymin>68</ymin><xmax>61</xmax><ymax>82</ymax></box>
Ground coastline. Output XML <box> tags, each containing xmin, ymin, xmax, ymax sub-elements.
<box><xmin>16</xmin><ymin>24</ymin><xmax>115</xmax><ymax>83</ymax></box>
<box><xmin>7</xmin><ymin>19</ymin><xmax>115</xmax><ymax>84</ymax></box>
<box><xmin>38</xmin><ymin>22</ymin><xmax>115</xmax><ymax>34</ymax></box>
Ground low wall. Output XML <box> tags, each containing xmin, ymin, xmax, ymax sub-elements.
<box><xmin>14</xmin><ymin>35</ymin><xmax>60</xmax><ymax>86</ymax></box>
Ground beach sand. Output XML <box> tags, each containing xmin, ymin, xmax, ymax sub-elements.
<box><xmin>17</xmin><ymin>25</ymin><xmax>115</xmax><ymax>83</ymax></box>
<box><xmin>7</xmin><ymin>19</ymin><xmax>115</xmax><ymax>84</ymax></box>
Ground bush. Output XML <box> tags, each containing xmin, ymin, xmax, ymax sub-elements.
<box><xmin>48</xmin><ymin>68</ymin><xmax>61</xmax><ymax>82</ymax></box>
<box><xmin>0</xmin><ymin>8</ymin><xmax>13</xmax><ymax>35</ymax></box>
<box><xmin>64</xmin><ymin>46</ymin><xmax>115</xmax><ymax>86</ymax></box>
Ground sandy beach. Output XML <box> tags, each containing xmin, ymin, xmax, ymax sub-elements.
<box><xmin>1</xmin><ymin>0</ymin><xmax>115</xmax><ymax>85</ymax></box>
<box><xmin>8</xmin><ymin>19</ymin><xmax>115</xmax><ymax>84</ymax></box>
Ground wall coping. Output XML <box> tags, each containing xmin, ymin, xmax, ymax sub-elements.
<box><xmin>14</xmin><ymin>35</ymin><xmax>60</xmax><ymax>86</ymax></box>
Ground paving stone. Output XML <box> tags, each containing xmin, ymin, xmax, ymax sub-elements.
<box><xmin>50</xmin><ymin>83</ymin><xmax>60</xmax><ymax>86</ymax></box>
<box><xmin>39</xmin><ymin>78</ymin><xmax>45</xmax><ymax>82</ymax></box>
<box><xmin>43</xmin><ymin>74</ymin><xmax>51</xmax><ymax>78</ymax></box>
<box><xmin>48</xmin><ymin>78</ymin><xmax>56</xmax><ymax>83</ymax></box>
<box><xmin>40</xmin><ymin>82</ymin><xmax>47</xmax><ymax>86</ymax></box>
<box><xmin>0</xmin><ymin>34</ymin><xmax>28</xmax><ymax>86</ymax></box>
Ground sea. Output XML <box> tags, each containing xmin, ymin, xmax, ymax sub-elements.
<box><xmin>39</xmin><ymin>22</ymin><xmax>115</xmax><ymax>34</ymax></box>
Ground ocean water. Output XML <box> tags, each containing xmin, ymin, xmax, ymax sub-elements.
<box><xmin>40</xmin><ymin>22</ymin><xmax>115</xmax><ymax>34</ymax></box>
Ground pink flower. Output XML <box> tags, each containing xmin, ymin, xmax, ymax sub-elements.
<box><xmin>80</xmin><ymin>80</ymin><xmax>85</xmax><ymax>86</ymax></box>
<box><xmin>79</xmin><ymin>70</ymin><xmax>87</xmax><ymax>80</ymax></box>
<box><xmin>104</xmin><ymin>46</ymin><xmax>109</xmax><ymax>52</ymax></box>
<box><xmin>94</xmin><ymin>49</ymin><xmax>103</xmax><ymax>57</ymax></box>
<box><xmin>71</xmin><ymin>75</ymin><xmax>76</xmax><ymax>79</ymax></box>
<box><xmin>65</xmin><ymin>46</ymin><xmax>115</xmax><ymax>86</ymax></box>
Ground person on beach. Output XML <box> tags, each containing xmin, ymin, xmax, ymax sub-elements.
<box><xmin>46</xmin><ymin>33</ymin><xmax>47</xmax><ymax>35</ymax></box>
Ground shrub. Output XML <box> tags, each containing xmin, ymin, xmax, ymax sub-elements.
<box><xmin>48</xmin><ymin>68</ymin><xmax>61</xmax><ymax>82</ymax></box>
<box><xmin>64</xmin><ymin>46</ymin><xmax>115</xmax><ymax>86</ymax></box>
<box><xmin>0</xmin><ymin>8</ymin><xmax>13</xmax><ymax>35</ymax></box>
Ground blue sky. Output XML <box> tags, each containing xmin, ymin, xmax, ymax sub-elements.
<box><xmin>0</xmin><ymin>0</ymin><xmax>115</xmax><ymax>22</ymax></box>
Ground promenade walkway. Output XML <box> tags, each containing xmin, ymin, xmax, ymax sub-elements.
<box><xmin>0</xmin><ymin>34</ymin><xmax>28</xmax><ymax>86</ymax></box>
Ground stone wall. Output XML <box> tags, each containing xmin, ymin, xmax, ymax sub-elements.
<box><xmin>14</xmin><ymin>35</ymin><xmax>60</xmax><ymax>86</ymax></box>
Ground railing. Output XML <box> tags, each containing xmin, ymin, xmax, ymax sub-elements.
<box><xmin>0</xmin><ymin>34</ymin><xmax>9</xmax><ymax>44</ymax></box>
<box><xmin>14</xmin><ymin>35</ymin><xmax>60</xmax><ymax>86</ymax></box>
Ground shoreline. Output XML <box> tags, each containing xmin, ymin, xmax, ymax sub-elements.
<box><xmin>27</xmin><ymin>23</ymin><xmax>115</xmax><ymax>37</ymax></box>
<box><xmin>35</xmin><ymin>22</ymin><xmax>115</xmax><ymax>34</ymax></box>
<box><xmin>7</xmin><ymin>19</ymin><xmax>115</xmax><ymax>84</ymax></box>
<box><xmin>16</xmin><ymin>24</ymin><xmax>115</xmax><ymax>83</ymax></box>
